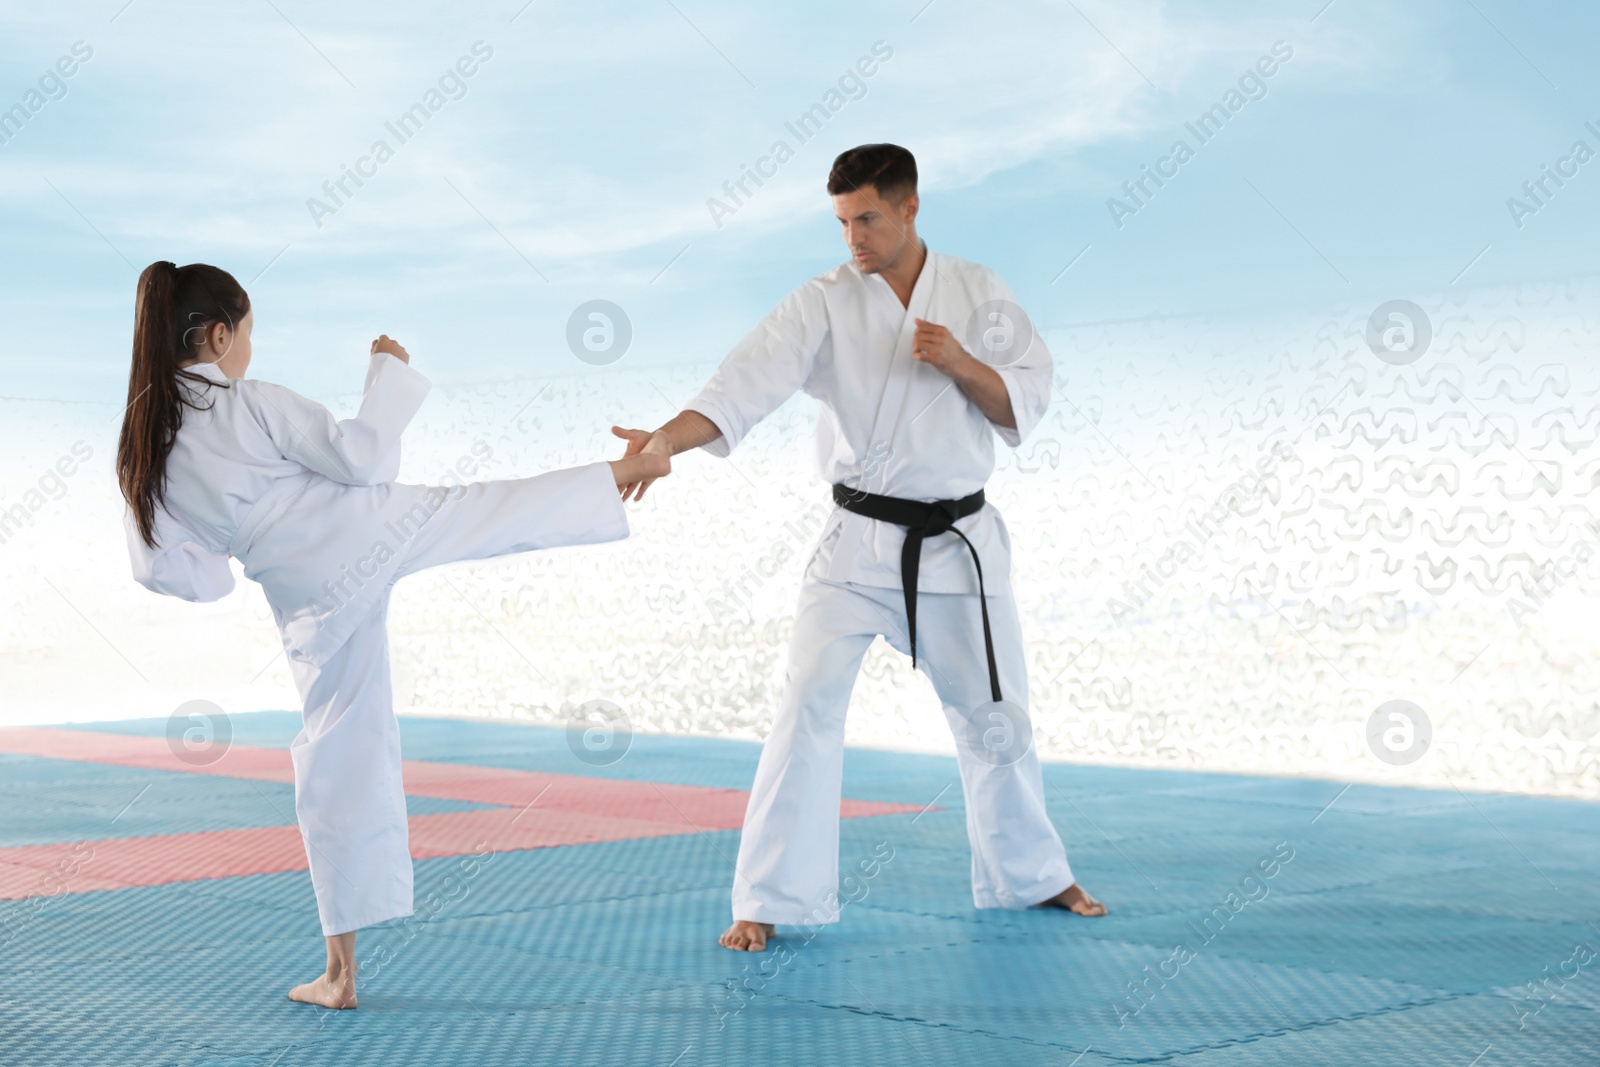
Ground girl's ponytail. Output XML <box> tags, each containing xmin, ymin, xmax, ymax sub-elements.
<box><xmin>116</xmin><ymin>261</ymin><xmax>249</xmax><ymax>547</ymax></box>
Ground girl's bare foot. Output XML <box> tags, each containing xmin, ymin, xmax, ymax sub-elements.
<box><xmin>289</xmin><ymin>930</ymin><xmax>358</xmax><ymax>1008</ymax></box>
<box><xmin>719</xmin><ymin>919</ymin><xmax>776</xmax><ymax>951</ymax></box>
<box><xmin>288</xmin><ymin>973</ymin><xmax>357</xmax><ymax>1009</ymax></box>
<box><xmin>1039</xmin><ymin>882</ymin><xmax>1107</xmax><ymax>916</ymax></box>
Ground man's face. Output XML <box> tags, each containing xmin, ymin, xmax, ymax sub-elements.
<box><xmin>832</xmin><ymin>185</ymin><xmax>916</xmax><ymax>274</ymax></box>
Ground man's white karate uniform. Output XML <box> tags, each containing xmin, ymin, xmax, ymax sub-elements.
<box><xmin>126</xmin><ymin>354</ymin><xmax>628</xmax><ymax>935</ymax></box>
<box><xmin>686</xmin><ymin>245</ymin><xmax>1076</xmax><ymax>924</ymax></box>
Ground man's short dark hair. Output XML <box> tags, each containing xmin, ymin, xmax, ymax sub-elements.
<box><xmin>827</xmin><ymin>144</ymin><xmax>917</xmax><ymax>202</ymax></box>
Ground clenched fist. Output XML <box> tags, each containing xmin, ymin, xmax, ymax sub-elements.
<box><xmin>370</xmin><ymin>335</ymin><xmax>410</xmax><ymax>364</ymax></box>
<box><xmin>911</xmin><ymin>318</ymin><xmax>970</xmax><ymax>375</ymax></box>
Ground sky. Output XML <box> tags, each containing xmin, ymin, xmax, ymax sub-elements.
<box><xmin>1</xmin><ymin>0</ymin><xmax>1597</xmax><ymax>406</ymax></box>
<box><xmin>3</xmin><ymin>0</ymin><xmax>1599</xmax><ymax>795</ymax></box>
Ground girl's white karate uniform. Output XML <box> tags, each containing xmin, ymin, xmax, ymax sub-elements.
<box><xmin>126</xmin><ymin>354</ymin><xmax>627</xmax><ymax>935</ymax></box>
<box><xmin>686</xmin><ymin>246</ymin><xmax>1075</xmax><ymax>924</ymax></box>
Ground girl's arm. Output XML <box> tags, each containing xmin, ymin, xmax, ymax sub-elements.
<box><xmin>249</xmin><ymin>339</ymin><xmax>431</xmax><ymax>486</ymax></box>
<box><xmin>124</xmin><ymin>507</ymin><xmax>235</xmax><ymax>602</ymax></box>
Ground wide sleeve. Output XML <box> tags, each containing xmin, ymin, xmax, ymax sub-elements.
<box><xmin>982</xmin><ymin>272</ymin><xmax>1053</xmax><ymax>448</ymax></box>
<box><xmin>506</xmin><ymin>461</ymin><xmax>629</xmax><ymax>551</ymax></box>
<box><xmin>683</xmin><ymin>282</ymin><xmax>828</xmax><ymax>457</ymax></box>
<box><xmin>125</xmin><ymin>507</ymin><xmax>236</xmax><ymax>603</ymax></box>
<box><xmin>248</xmin><ymin>352</ymin><xmax>431</xmax><ymax>485</ymax></box>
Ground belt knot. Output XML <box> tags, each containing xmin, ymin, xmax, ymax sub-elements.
<box><xmin>916</xmin><ymin>498</ymin><xmax>962</xmax><ymax>537</ymax></box>
<box><xmin>830</xmin><ymin>483</ymin><xmax>1001</xmax><ymax>703</ymax></box>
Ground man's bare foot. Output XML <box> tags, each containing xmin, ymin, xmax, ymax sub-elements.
<box><xmin>719</xmin><ymin>920</ymin><xmax>776</xmax><ymax>951</ymax></box>
<box><xmin>288</xmin><ymin>973</ymin><xmax>357</xmax><ymax>1009</ymax></box>
<box><xmin>1039</xmin><ymin>882</ymin><xmax>1108</xmax><ymax>917</ymax></box>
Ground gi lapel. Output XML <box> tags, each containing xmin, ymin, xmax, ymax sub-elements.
<box><xmin>857</xmin><ymin>249</ymin><xmax>938</xmax><ymax>494</ymax></box>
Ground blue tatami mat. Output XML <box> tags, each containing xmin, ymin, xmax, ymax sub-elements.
<box><xmin>3</xmin><ymin>711</ymin><xmax>1597</xmax><ymax>1065</ymax></box>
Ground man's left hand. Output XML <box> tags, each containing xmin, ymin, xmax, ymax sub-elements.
<box><xmin>912</xmin><ymin>318</ymin><xmax>971</xmax><ymax>375</ymax></box>
<box><xmin>910</xmin><ymin>317</ymin><xmax>1018</xmax><ymax>431</ymax></box>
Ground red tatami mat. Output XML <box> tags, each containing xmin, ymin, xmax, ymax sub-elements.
<box><xmin>0</xmin><ymin>726</ymin><xmax>927</xmax><ymax>899</ymax></box>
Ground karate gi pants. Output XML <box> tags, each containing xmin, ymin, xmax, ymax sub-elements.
<box><xmin>731</xmin><ymin>575</ymin><xmax>1075</xmax><ymax>924</ymax></box>
<box><xmin>282</xmin><ymin>466</ymin><xmax>625</xmax><ymax>936</ymax></box>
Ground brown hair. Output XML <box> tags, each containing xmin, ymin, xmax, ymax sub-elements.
<box><xmin>117</xmin><ymin>261</ymin><xmax>250</xmax><ymax>547</ymax></box>
<box><xmin>826</xmin><ymin>143</ymin><xmax>917</xmax><ymax>202</ymax></box>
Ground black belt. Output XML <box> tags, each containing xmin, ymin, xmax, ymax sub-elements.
<box><xmin>831</xmin><ymin>484</ymin><xmax>1001</xmax><ymax>703</ymax></box>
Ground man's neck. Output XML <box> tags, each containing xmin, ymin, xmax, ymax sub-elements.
<box><xmin>878</xmin><ymin>237</ymin><xmax>926</xmax><ymax>309</ymax></box>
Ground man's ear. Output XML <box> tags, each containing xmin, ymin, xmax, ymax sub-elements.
<box><xmin>901</xmin><ymin>192</ymin><xmax>919</xmax><ymax>226</ymax></box>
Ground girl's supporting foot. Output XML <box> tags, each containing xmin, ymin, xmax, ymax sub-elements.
<box><xmin>288</xmin><ymin>930</ymin><xmax>358</xmax><ymax>1009</ymax></box>
<box><xmin>1038</xmin><ymin>882</ymin><xmax>1107</xmax><ymax>916</ymax></box>
<box><xmin>288</xmin><ymin>972</ymin><xmax>357</xmax><ymax>1009</ymax></box>
<box><xmin>719</xmin><ymin>919</ymin><xmax>776</xmax><ymax>951</ymax></box>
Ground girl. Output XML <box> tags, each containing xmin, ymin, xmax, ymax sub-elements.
<box><xmin>116</xmin><ymin>261</ymin><xmax>669</xmax><ymax>1009</ymax></box>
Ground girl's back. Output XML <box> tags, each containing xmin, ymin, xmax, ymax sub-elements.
<box><xmin>162</xmin><ymin>355</ymin><xmax>426</xmax><ymax>556</ymax></box>
<box><xmin>116</xmin><ymin>261</ymin><xmax>430</xmax><ymax>663</ymax></box>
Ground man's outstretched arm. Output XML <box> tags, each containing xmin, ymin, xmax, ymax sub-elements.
<box><xmin>610</xmin><ymin>410</ymin><xmax>722</xmax><ymax>501</ymax></box>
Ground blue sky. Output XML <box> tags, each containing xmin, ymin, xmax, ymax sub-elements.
<box><xmin>1</xmin><ymin>0</ymin><xmax>1597</xmax><ymax>405</ymax></box>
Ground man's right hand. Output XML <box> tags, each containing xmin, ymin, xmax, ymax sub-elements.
<box><xmin>611</xmin><ymin>426</ymin><xmax>671</xmax><ymax>501</ymax></box>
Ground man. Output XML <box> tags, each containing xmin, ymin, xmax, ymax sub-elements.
<box><xmin>613</xmin><ymin>143</ymin><xmax>1105</xmax><ymax>952</ymax></box>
